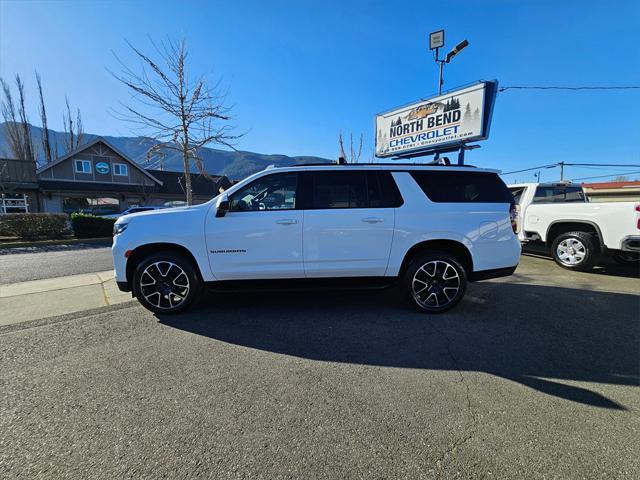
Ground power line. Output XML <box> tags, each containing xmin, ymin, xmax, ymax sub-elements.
<box><xmin>499</xmin><ymin>85</ymin><xmax>640</xmax><ymax>92</ymax></box>
<box><xmin>501</xmin><ymin>164</ymin><xmax>557</xmax><ymax>175</ymax></box>
<box><xmin>570</xmin><ymin>171</ymin><xmax>640</xmax><ymax>181</ymax></box>
<box><xmin>501</xmin><ymin>162</ymin><xmax>640</xmax><ymax>175</ymax></box>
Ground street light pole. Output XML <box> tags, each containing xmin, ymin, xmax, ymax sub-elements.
<box><xmin>429</xmin><ymin>30</ymin><xmax>469</xmax><ymax>96</ymax></box>
<box><xmin>437</xmin><ymin>51</ymin><xmax>444</xmax><ymax>95</ymax></box>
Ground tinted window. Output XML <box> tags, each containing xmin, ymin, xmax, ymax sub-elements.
<box><xmin>533</xmin><ymin>186</ymin><xmax>585</xmax><ymax>203</ymax></box>
<box><xmin>302</xmin><ymin>171</ymin><xmax>403</xmax><ymax>209</ymax></box>
<box><xmin>312</xmin><ymin>172</ymin><xmax>367</xmax><ymax>209</ymax></box>
<box><xmin>372</xmin><ymin>171</ymin><xmax>404</xmax><ymax>208</ymax></box>
<box><xmin>411</xmin><ymin>171</ymin><xmax>514</xmax><ymax>203</ymax></box>
<box><xmin>229</xmin><ymin>173</ymin><xmax>298</xmax><ymax>211</ymax></box>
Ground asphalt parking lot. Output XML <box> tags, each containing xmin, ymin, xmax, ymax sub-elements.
<box><xmin>1</xmin><ymin>253</ymin><xmax>638</xmax><ymax>479</ymax></box>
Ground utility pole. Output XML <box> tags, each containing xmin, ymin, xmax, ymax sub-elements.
<box><xmin>559</xmin><ymin>161</ymin><xmax>564</xmax><ymax>181</ymax></box>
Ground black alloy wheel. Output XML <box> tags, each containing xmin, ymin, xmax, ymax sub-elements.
<box><xmin>133</xmin><ymin>251</ymin><xmax>201</xmax><ymax>314</ymax></box>
<box><xmin>403</xmin><ymin>252</ymin><xmax>467</xmax><ymax>313</ymax></box>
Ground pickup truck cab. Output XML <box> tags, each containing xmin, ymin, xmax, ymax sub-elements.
<box><xmin>113</xmin><ymin>164</ymin><xmax>521</xmax><ymax>314</ymax></box>
<box><xmin>509</xmin><ymin>182</ymin><xmax>640</xmax><ymax>270</ymax></box>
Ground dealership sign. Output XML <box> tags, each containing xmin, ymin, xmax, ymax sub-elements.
<box><xmin>375</xmin><ymin>80</ymin><xmax>498</xmax><ymax>158</ymax></box>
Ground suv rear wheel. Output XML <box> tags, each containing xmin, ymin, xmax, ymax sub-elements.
<box><xmin>551</xmin><ymin>231</ymin><xmax>599</xmax><ymax>271</ymax></box>
<box><xmin>403</xmin><ymin>252</ymin><xmax>468</xmax><ymax>313</ymax></box>
<box><xmin>133</xmin><ymin>251</ymin><xmax>201</xmax><ymax>314</ymax></box>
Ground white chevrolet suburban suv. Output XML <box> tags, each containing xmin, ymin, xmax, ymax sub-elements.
<box><xmin>112</xmin><ymin>164</ymin><xmax>521</xmax><ymax>314</ymax></box>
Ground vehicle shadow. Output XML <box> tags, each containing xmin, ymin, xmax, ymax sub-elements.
<box><xmin>158</xmin><ymin>282</ymin><xmax>640</xmax><ymax>410</ymax></box>
<box><xmin>522</xmin><ymin>244</ymin><xmax>640</xmax><ymax>279</ymax></box>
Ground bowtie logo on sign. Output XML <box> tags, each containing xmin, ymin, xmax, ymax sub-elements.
<box><xmin>96</xmin><ymin>162</ymin><xmax>110</xmax><ymax>174</ymax></box>
<box><xmin>375</xmin><ymin>81</ymin><xmax>498</xmax><ymax>158</ymax></box>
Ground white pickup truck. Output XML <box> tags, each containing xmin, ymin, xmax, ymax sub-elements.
<box><xmin>508</xmin><ymin>182</ymin><xmax>640</xmax><ymax>271</ymax></box>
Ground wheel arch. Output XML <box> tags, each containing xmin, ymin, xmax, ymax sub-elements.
<box><xmin>545</xmin><ymin>220</ymin><xmax>604</xmax><ymax>248</ymax></box>
<box><xmin>398</xmin><ymin>239</ymin><xmax>473</xmax><ymax>277</ymax></box>
<box><xmin>126</xmin><ymin>242</ymin><xmax>204</xmax><ymax>287</ymax></box>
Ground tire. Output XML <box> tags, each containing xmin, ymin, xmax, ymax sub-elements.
<box><xmin>612</xmin><ymin>251</ymin><xmax>640</xmax><ymax>265</ymax></box>
<box><xmin>132</xmin><ymin>251</ymin><xmax>202</xmax><ymax>314</ymax></box>
<box><xmin>402</xmin><ymin>251</ymin><xmax>468</xmax><ymax>313</ymax></box>
<box><xmin>551</xmin><ymin>231</ymin><xmax>599</xmax><ymax>271</ymax></box>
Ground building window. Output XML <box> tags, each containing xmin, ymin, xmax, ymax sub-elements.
<box><xmin>113</xmin><ymin>163</ymin><xmax>128</xmax><ymax>176</ymax></box>
<box><xmin>74</xmin><ymin>159</ymin><xmax>92</xmax><ymax>174</ymax></box>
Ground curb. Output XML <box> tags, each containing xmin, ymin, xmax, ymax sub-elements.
<box><xmin>0</xmin><ymin>237</ymin><xmax>112</xmax><ymax>250</ymax></box>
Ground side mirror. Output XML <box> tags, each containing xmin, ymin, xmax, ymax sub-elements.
<box><xmin>215</xmin><ymin>194</ymin><xmax>230</xmax><ymax>217</ymax></box>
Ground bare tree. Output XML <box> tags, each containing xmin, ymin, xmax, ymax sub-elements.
<box><xmin>0</xmin><ymin>74</ymin><xmax>36</xmax><ymax>163</ymax></box>
<box><xmin>62</xmin><ymin>96</ymin><xmax>84</xmax><ymax>153</ymax></box>
<box><xmin>112</xmin><ymin>38</ymin><xmax>242</xmax><ymax>205</ymax></box>
<box><xmin>338</xmin><ymin>131</ymin><xmax>363</xmax><ymax>163</ymax></box>
<box><xmin>35</xmin><ymin>71</ymin><xmax>54</xmax><ymax>164</ymax></box>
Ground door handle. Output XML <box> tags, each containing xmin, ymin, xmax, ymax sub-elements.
<box><xmin>276</xmin><ymin>219</ymin><xmax>298</xmax><ymax>225</ymax></box>
<box><xmin>361</xmin><ymin>217</ymin><xmax>384</xmax><ymax>223</ymax></box>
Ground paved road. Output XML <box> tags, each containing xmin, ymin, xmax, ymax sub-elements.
<box><xmin>1</xmin><ymin>256</ymin><xmax>639</xmax><ymax>479</ymax></box>
<box><xmin>0</xmin><ymin>244</ymin><xmax>113</xmax><ymax>284</ymax></box>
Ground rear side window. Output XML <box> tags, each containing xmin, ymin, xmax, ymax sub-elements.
<box><xmin>533</xmin><ymin>186</ymin><xmax>585</xmax><ymax>203</ymax></box>
<box><xmin>410</xmin><ymin>171</ymin><xmax>514</xmax><ymax>203</ymax></box>
<box><xmin>300</xmin><ymin>171</ymin><xmax>403</xmax><ymax>209</ymax></box>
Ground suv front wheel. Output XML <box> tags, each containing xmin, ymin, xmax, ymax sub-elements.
<box><xmin>133</xmin><ymin>251</ymin><xmax>201</xmax><ymax>314</ymax></box>
<box><xmin>403</xmin><ymin>252</ymin><xmax>468</xmax><ymax>313</ymax></box>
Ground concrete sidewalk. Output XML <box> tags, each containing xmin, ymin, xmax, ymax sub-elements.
<box><xmin>0</xmin><ymin>270</ymin><xmax>134</xmax><ymax>326</ymax></box>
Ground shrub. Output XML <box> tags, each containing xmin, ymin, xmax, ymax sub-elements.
<box><xmin>0</xmin><ymin>213</ymin><xmax>69</xmax><ymax>240</ymax></box>
<box><xmin>70</xmin><ymin>213</ymin><xmax>116</xmax><ymax>238</ymax></box>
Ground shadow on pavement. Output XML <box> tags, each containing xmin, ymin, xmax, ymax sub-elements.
<box><xmin>522</xmin><ymin>245</ymin><xmax>640</xmax><ymax>279</ymax></box>
<box><xmin>158</xmin><ymin>282</ymin><xmax>640</xmax><ymax>410</ymax></box>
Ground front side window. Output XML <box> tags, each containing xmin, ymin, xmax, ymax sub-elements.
<box><xmin>74</xmin><ymin>159</ymin><xmax>91</xmax><ymax>174</ymax></box>
<box><xmin>113</xmin><ymin>163</ymin><xmax>128</xmax><ymax>176</ymax></box>
<box><xmin>229</xmin><ymin>173</ymin><xmax>298</xmax><ymax>212</ymax></box>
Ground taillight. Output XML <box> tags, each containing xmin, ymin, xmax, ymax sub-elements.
<box><xmin>510</xmin><ymin>203</ymin><xmax>519</xmax><ymax>234</ymax></box>
<box><xmin>636</xmin><ymin>205</ymin><xmax>640</xmax><ymax>230</ymax></box>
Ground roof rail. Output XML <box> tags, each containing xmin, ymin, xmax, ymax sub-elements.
<box><xmin>290</xmin><ymin>162</ymin><xmax>477</xmax><ymax>168</ymax></box>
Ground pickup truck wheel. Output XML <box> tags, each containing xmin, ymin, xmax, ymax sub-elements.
<box><xmin>551</xmin><ymin>231</ymin><xmax>598</xmax><ymax>271</ymax></box>
<box><xmin>403</xmin><ymin>252</ymin><xmax>467</xmax><ymax>313</ymax></box>
<box><xmin>133</xmin><ymin>251</ymin><xmax>201</xmax><ymax>314</ymax></box>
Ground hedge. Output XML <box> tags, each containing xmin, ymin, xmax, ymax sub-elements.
<box><xmin>70</xmin><ymin>213</ymin><xmax>116</xmax><ymax>238</ymax></box>
<box><xmin>0</xmin><ymin>213</ymin><xmax>69</xmax><ymax>240</ymax></box>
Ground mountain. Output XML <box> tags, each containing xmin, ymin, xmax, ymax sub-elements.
<box><xmin>0</xmin><ymin>123</ymin><xmax>331</xmax><ymax>180</ymax></box>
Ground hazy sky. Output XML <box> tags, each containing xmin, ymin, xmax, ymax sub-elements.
<box><xmin>1</xmin><ymin>0</ymin><xmax>639</xmax><ymax>182</ymax></box>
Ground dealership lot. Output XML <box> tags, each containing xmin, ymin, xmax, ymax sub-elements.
<box><xmin>1</xmin><ymin>254</ymin><xmax>638</xmax><ymax>479</ymax></box>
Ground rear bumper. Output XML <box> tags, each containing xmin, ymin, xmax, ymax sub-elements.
<box><xmin>621</xmin><ymin>236</ymin><xmax>640</xmax><ymax>252</ymax></box>
<box><xmin>470</xmin><ymin>265</ymin><xmax>517</xmax><ymax>282</ymax></box>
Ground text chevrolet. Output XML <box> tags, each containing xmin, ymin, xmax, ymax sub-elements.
<box><xmin>112</xmin><ymin>165</ymin><xmax>521</xmax><ymax>314</ymax></box>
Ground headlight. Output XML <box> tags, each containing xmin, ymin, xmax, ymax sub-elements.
<box><xmin>113</xmin><ymin>223</ymin><xmax>128</xmax><ymax>235</ymax></box>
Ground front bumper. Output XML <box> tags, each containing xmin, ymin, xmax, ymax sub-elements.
<box><xmin>621</xmin><ymin>236</ymin><xmax>640</xmax><ymax>252</ymax></box>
